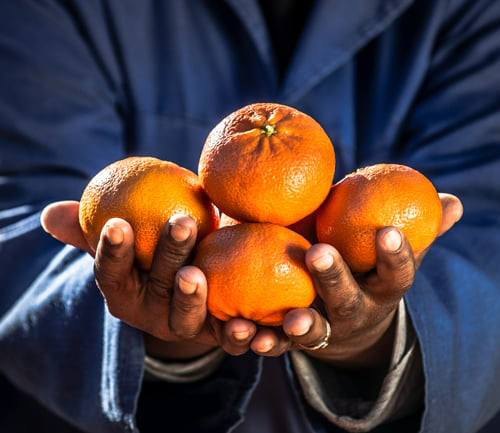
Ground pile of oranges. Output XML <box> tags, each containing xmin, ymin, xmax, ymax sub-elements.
<box><xmin>79</xmin><ymin>103</ymin><xmax>442</xmax><ymax>325</ymax></box>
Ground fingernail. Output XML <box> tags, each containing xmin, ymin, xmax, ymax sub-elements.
<box><xmin>170</xmin><ymin>223</ymin><xmax>191</xmax><ymax>242</ymax></box>
<box><xmin>257</xmin><ymin>341</ymin><xmax>273</xmax><ymax>353</ymax></box>
<box><xmin>312</xmin><ymin>253</ymin><xmax>334</xmax><ymax>271</ymax></box>
<box><xmin>384</xmin><ymin>229</ymin><xmax>402</xmax><ymax>252</ymax></box>
<box><xmin>105</xmin><ymin>224</ymin><xmax>123</xmax><ymax>246</ymax></box>
<box><xmin>233</xmin><ymin>330</ymin><xmax>250</xmax><ymax>341</ymax></box>
<box><xmin>290</xmin><ymin>317</ymin><xmax>312</xmax><ymax>336</ymax></box>
<box><xmin>178</xmin><ymin>276</ymin><xmax>197</xmax><ymax>295</ymax></box>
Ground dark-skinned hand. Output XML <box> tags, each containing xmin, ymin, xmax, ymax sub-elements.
<box><xmin>243</xmin><ymin>193</ymin><xmax>463</xmax><ymax>370</ymax></box>
<box><xmin>41</xmin><ymin>193</ymin><xmax>462</xmax><ymax>369</ymax></box>
<box><xmin>41</xmin><ymin>201</ymin><xmax>258</xmax><ymax>360</ymax></box>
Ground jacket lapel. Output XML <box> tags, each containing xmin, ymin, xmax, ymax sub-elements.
<box><xmin>280</xmin><ymin>0</ymin><xmax>415</xmax><ymax>103</ymax></box>
<box><xmin>223</xmin><ymin>0</ymin><xmax>277</xmax><ymax>86</ymax></box>
<box><xmin>222</xmin><ymin>0</ymin><xmax>414</xmax><ymax>103</ymax></box>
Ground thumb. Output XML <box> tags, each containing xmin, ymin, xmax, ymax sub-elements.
<box><xmin>40</xmin><ymin>200</ymin><xmax>94</xmax><ymax>255</ymax></box>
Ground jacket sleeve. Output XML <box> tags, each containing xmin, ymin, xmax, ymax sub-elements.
<box><xmin>399</xmin><ymin>1</ymin><xmax>500</xmax><ymax>431</ymax></box>
<box><xmin>0</xmin><ymin>2</ymin><xmax>144</xmax><ymax>432</ymax></box>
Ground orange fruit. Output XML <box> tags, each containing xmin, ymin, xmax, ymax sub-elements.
<box><xmin>198</xmin><ymin>103</ymin><xmax>335</xmax><ymax>226</ymax></box>
<box><xmin>193</xmin><ymin>223</ymin><xmax>316</xmax><ymax>325</ymax></box>
<box><xmin>79</xmin><ymin>157</ymin><xmax>219</xmax><ymax>270</ymax></box>
<box><xmin>316</xmin><ymin>164</ymin><xmax>442</xmax><ymax>273</ymax></box>
<box><xmin>219</xmin><ymin>211</ymin><xmax>318</xmax><ymax>243</ymax></box>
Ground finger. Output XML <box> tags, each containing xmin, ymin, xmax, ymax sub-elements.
<box><xmin>250</xmin><ymin>328</ymin><xmax>291</xmax><ymax>357</ymax></box>
<box><xmin>437</xmin><ymin>193</ymin><xmax>463</xmax><ymax>236</ymax></box>
<box><xmin>168</xmin><ymin>266</ymin><xmax>208</xmax><ymax>339</ymax></box>
<box><xmin>221</xmin><ymin>318</ymin><xmax>257</xmax><ymax>356</ymax></box>
<box><xmin>306</xmin><ymin>244</ymin><xmax>365</xmax><ymax>321</ymax></box>
<box><xmin>365</xmin><ymin>227</ymin><xmax>415</xmax><ymax>302</ymax></box>
<box><xmin>282</xmin><ymin>308</ymin><xmax>330</xmax><ymax>349</ymax></box>
<box><xmin>40</xmin><ymin>201</ymin><xmax>94</xmax><ymax>255</ymax></box>
<box><xmin>94</xmin><ymin>218</ymin><xmax>135</xmax><ymax>309</ymax></box>
<box><xmin>147</xmin><ymin>214</ymin><xmax>198</xmax><ymax>299</ymax></box>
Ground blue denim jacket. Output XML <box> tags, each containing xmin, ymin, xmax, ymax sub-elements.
<box><xmin>1</xmin><ymin>1</ymin><xmax>500</xmax><ymax>432</ymax></box>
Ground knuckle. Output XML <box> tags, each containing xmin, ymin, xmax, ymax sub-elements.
<box><xmin>398</xmin><ymin>270</ymin><xmax>415</xmax><ymax>292</ymax></box>
<box><xmin>174</xmin><ymin>295</ymin><xmax>202</xmax><ymax>316</ymax></box>
<box><xmin>391</xmin><ymin>247</ymin><xmax>414</xmax><ymax>269</ymax></box>
<box><xmin>148</xmin><ymin>275</ymin><xmax>172</xmax><ymax>299</ymax></box>
<box><xmin>318</xmin><ymin>261</ymin><xmax>345</xmax><ymax>287</ymax></box>
<box><xmin>93</xmin><ymin>262</ymin><xmax>121</xmax><ymax>291</ymax></box>
<box><xmin>329</xmin><ymin>295</ymin><xmax>362</xmax><ymax>319</ymax></box>
<box><xmin>157</xmin><ymin>243</ymin><xmax>191</xmax><ymax>268</ymax></box>
<box><xmin>389</xmin><ymin>253</ymin><xmax>415</xmax><ymax>292</ymax></box>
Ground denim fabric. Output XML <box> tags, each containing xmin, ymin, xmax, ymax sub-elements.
<box><xmin>1</xmin><ymin>0</ymin><xmax>500</xmax><ymax>432</ymax></box>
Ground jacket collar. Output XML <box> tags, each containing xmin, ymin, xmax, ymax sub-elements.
<box><xmin>224</xmin><ymin>0</ymin><xmax>415</xmax><ymax>102</ymax></box>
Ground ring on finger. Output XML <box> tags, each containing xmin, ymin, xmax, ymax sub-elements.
<box><xmin>298</xmin><ymin>320</ymin><xmax>331</xmax><ymax>351</ymax></box>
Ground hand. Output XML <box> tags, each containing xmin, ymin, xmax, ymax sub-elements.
<box><xmin>41</xmin><ymin>201</ymin><xmax>259</xmax><ymax>360</ymax></box>
<box><xmin>242</xmin><ymin>193</ymin><xmax>463</xmax><ymax>370</ymax></box>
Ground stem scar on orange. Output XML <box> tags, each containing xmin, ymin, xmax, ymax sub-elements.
<box><xmin>316</xmin><ymin>164</ymin><xmax>443</xmax><ymax>273</ymax></box>
<box><xmin>79</xmin><ymin>157</ymin><xmax>219</xmax><ymax>270</ymax></box>
<box><xmin>198</xmin><ymin>103</ymin><xmax>335</xmax><ymax>226</ymax></box>
<box><xmin>193</xmin><ymin>223</ymin><xmax>316</xmax><ymax>326</ymax></box>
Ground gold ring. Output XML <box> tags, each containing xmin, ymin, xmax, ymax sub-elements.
<box><xmin>298</xmin><ymin>320</ymin><xmax>331</xmax><ymax>351</ymax></box>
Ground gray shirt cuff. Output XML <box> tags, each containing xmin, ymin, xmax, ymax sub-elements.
<box><xmin>144</xmin><ymin>300</ymin><xmax>424</xmax><ymax>432</ymax></box>
<box><xmin>144</xmin><ymin>348</ymin><xmax>225</xmax><ymax>383</ymax></box>
<box><xmin>290</xmin><ymin>299</ymin><xmax>423</xmax><ymax>432</ymax></box>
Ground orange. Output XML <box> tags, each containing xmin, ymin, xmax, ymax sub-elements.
<box><xmin>198</xmin><ymin>103</ymin><xmax>335</xmax><ymax>226</ymax></box>
<box><xmin>193</xmin><ymin>223</ymin><xmax>316</xmax><ymax>326</ymax></box>
<box><xmin>219</xmin><ymin>211</ymin><xmax>318</xmax><ymax>243</ymax></box>
<box><xmin>316</xmin><ymin>164</ymin><xmax>442</xmax><ymax>273</ymax></box>
<box><xmin>79</xmin><ymin>157</ymin><xmax>219</xmax><ymax>270</ymax></box>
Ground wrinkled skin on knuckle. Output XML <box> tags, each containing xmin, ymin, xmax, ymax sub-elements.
<box><xmin>158</xmin><ymin>243</ymin><xmax>191</xmax><ymax>269</ymax></box>
<box><xmin>328</xmin><ymin>294</ymin><xmax>362</xmax><ymax>320</ymax></box>
<box><xmin>147</xmin><ymin>274</ymin><xmax>172</xmax><ymax>299</ymax></box>
<box><xmin>390</xmin><ymin>254</ymin><xmax>415</xmax><ymax>292</ymax></box>
<box><xmin>174</xmin><ymin>295</ymin><xmax>202</xmax><ymax>316</ymax></box>
<box><xmin>392</xmin><ymin>246</ymin><xmax>415</xmax><ymax>271</ymax></box>
<box><xmin>317</xmin><ymin>262</ymin><xmax>345</xmax><ymax>287</ymax></box>
<box><xmin>93</xmin><ymin>263</ymin><xmax>121</xmax><ymax>292</ymax></box>
<box><xmin>398</xmin><ymin>270</ymin><xmax>415</xmax><ymax>292</ymax></box>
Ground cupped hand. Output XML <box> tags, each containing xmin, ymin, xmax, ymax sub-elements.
<box><xmin>243</xmin><ymin>193</ymin><xmax>463</xmax><ymax>369</ymax></box>
<box><xmin>41</xmin><ymin>201</ymin><xmax>258</xmax><ymax>360</ymax></box>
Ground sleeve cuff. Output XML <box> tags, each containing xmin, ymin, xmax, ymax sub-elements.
<box><xmin>290</xmin><ymin>299</ymin><xmax>424</xmax><ymax>432</ymax></box>
<box><xmin>144</xmin><ymin>348</ymin><xmax>226</xmax><ymax>383</ymax></box>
